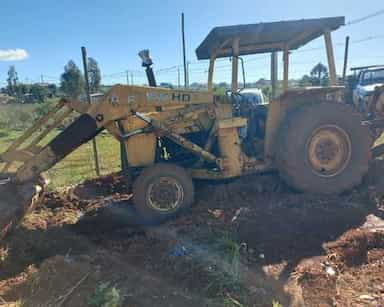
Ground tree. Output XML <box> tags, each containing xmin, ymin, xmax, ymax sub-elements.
<box><xmin>87</xmin><ymin>57</ymin><xmax>101</xmax><ymax>93</ymax></box>
<box><xmin>299</xmin><ymin>75</ymin><xmax>313</xmax><ymax>87</ymax></box>
<box><xmin>218</xmin><ymin>82</ymin><xmax>229</xmax><ymax>89</ymax></box>
<box><xmin>47</xmin><ymin>83</ymin><xmax>57</xmax><ymax>97</ymax></box>
<box><xmin>6</xmin><ymin>65</ymin><xmax>18</xmax><ymax>96</ymax></box>
<box><xmin>310</xmin><ymin>63</ymin><xmax>328</xmax><ymax>86</ymax></box>
<box><xmin>15</xmin><ymin>83</ymin><xmax>28</xmax><ymax>102</ymax></box>
<box><xmin>30</xmin><ymin>84</ymin><xmax>48</xmax><ymax>103</ymax></box>
<box><xmin>60</xmin><ymin>60</ymin><xmax>84</xmax><ymax>98</ymax></box>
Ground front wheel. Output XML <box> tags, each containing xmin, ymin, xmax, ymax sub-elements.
<box><xmin>276</xmin><ymin>102</ymin><xmax>372</xmax><ymax>194</ymax></box>
<box><xmin>132</xmin><ymin>163</ymin><xmax>194</xmax><ymax>224</ymax></box>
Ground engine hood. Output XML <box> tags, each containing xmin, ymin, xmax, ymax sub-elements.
<box><xmin>360</xmin><ymin>83</ymin><xmax>384</xmax><ymax>94</ymax></box>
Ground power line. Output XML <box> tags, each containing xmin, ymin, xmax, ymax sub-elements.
<box><xmin>347</xmin><ymin>9</ymin><xmax>384</xmax><ymax>26</ymax></box>
<box><xmin>295</xmin><ymin>34</ymin><xmax>384</xmax><ymax>53</ymax></box>
<box><xmin>98</xmin><ymin>33</ymin><xmax>383</xmax><ymax>78</ymax></box>
<box><xmin>155</xmin><ymin>65</ymin><xmax>180</xmax><ymax>74</ymax></box>
<box><xmin>134</xmin><ymin>34</ymin><xmax>384</xmax><ymax>75</ymax></box>
<box><xmin>6</xmin><ymin>33</ymin><xmax>384</xmax><ymax>86</ymax></box>
<box><xmin>352</xmin><ymin>35</ymin><xmax>384</xmax><ymax>44</ymax></box>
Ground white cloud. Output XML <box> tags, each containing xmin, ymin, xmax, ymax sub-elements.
<box><xmin>0</xmin><ymin>49</ymin><xmax>29</xmax><ymax>61</ymax></box>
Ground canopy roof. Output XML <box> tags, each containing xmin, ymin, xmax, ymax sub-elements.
<box><xmin>196</xmin><ymin>16</ymin><xmax>345</xmax><ymax>60</ymax></box>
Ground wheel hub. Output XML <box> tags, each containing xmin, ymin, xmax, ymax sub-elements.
<box><xmin>147</xmin><ymin>177</ymin><xmax>184</xmax><ymax>212</ymax></box>
<box><xmin>306</xmin><ymin>125</ymin><xmax>352</xmax><ymax>177</ymax></box>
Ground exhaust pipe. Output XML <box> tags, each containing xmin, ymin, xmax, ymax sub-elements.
<box><xmin>139</xmin><ymin>49</ymin><xmax>157</xmax><ymax>87</ymax></box>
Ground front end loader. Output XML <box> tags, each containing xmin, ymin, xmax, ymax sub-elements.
<box><xmin>0</xmin><ymin>99</ymin><xmax>103</xmax><ymax>238</ymax></box>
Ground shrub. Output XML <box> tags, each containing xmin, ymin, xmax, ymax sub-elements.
<box><xmin>88</xmin><ymin>282</ymin><xmax>121</xmax><ymax>307</ymax></box>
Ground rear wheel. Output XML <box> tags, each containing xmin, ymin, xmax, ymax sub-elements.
<box><xmin>132</xmin><ymin>163</ymin><xmax>194</xmax><ymax>224</ymax></box>
<box><xmin>276</xmin><ymin>102</ymin><xmax>372</xmax><ymax>194</ymax></box>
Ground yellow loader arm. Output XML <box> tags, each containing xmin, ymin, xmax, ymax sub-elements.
<box><xmin>0</xmin><ymin>84</ymin><xmax>214</xmax><ymax>183</ymax></box>
<box><xmin>0</xmin><ymin>84</ymin><xmax>215</xmax><ymax>238</ymax></box>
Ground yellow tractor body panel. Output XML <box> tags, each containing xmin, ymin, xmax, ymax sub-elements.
<box><xmin>217</xmin><ymin>118</ymin><xmax>247</xmax><ymax>176</ymax></box>
<box><xmin>73</xmin><ymin>85</ymin><xmax>214</xmax><ymax>129</ymax></box>
<box><xmin>105</xmin><ymin>85</ymin><xmax>213</xmax><ymax>110</ymax></box>
<box><xmin>217</xmin><ymin>117</ymin><xmax>247</xmax><ymax>129</ymax></box>
<box><xmin>125</xmin><ymin>133</ymin><xmax>157</xmax><ymax>166</ymax></box>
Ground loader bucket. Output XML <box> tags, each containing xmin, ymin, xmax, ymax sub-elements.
<box><xmin>0</xmin><ymin>177</ymin><xmax>46</xmax><ymax>240</ymax></box>
<box><xmin>0</xmin><ymin>99</ymin><xmax>101</xmax><ymax>239</ymax></box>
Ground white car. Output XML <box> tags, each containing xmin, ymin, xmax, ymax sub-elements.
<box><xmin>353</xmin><ymin>67</ymin><xmax>384</xmax><ymax>111</ymax></box>
<box><xmin>239</xmin><ymin>88</ymin><xmax>267</xmax><ymax>105</ymax></box>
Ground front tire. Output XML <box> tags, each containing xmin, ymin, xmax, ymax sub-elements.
<box><xmin>276</xmin><ymin>102</ymin><xmax>372</xmax><ymax>194</ymax></box>
<box><xmin>132</xmin><ymin>163</ymin><xmax>194</xmax><ymax>224</ymax></box>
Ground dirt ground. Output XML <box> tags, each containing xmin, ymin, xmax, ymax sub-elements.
<box><xmin>1</xmin><ymin>161</ymin><xmax>384</xmax><ymax>306</ymax></box>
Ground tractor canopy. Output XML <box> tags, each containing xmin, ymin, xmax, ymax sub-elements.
<box><xmin>196</xmin><ymin>16</ymin><xmax>345</xmax><ymax>59</ymax></box>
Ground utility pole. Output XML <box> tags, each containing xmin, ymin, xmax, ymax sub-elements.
<box><xmin>271</xmin><ymin>52</ymin><xmax>278</xmax><ymax>99</ymax></box>
<box><xmin>181</xmin><ymin>12</ymin><xmax>188</xmax><ymax>88</ymax></box>
<box><xmin>81</xmin><ymin>46</ymin><xmax>101</xmax><ymax>177</ymax></box>
<box><xmin>342</xmin><ymin>36</ymin><xmax>350</xmax><ymax>81</ymax></box>
<box><xmin>126</xmin><ymin>70</ymin><xmax>130</xmax><ymax>85</ymax></box>
<box><xmin>40</xmin><ymin>75</ymin><xmax>44</xmax><ymax>84</ymax></box>
<box><xmin>130</xmin><ymin>73</ymin><xmax>134</xmax><ymax>85</ymax></box>
<box><xmin>186</xmin><ymin>61</ymin><xmax>189</xmax><ymax>87</ymax></box>
<box><xmin>177</xmin><ymin>67</ymin><xmax>181</xmax><ymax>88</ymax></box>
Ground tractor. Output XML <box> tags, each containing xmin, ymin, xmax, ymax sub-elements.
<box><xmin>0</xmin><ymin>16</ymin><xmax>373</xmax><ymax>237</ymax></box>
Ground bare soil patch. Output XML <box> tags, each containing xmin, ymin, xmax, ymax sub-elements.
<box><xmin>1</xmin><ymin>164</ymin><xmax>384</xmax><ymax>306</ymax></box>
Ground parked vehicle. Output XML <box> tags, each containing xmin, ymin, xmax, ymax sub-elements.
<box><xmin>352</xmin><ymin>66</ymin><xmax>384</xmax><ymax>112</ymax></box>
<box><xmin>239</xmin><ymin>88</ymin><xmax>267</xmax><ymax>105</ymax></box>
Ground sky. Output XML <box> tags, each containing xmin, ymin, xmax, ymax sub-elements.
<box><xmin>0</xmin><ymin>0</ymin><xmax>383</xmax><ymax>87</ymax></box>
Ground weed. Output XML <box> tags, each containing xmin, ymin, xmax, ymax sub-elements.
<box><xmin>88</xmin><ymin>282</ymin><xmax>121</xmax><ymax>307</ymax></box>
<box><xmin>213</xmin><ymin>232</ymin><xmax>243</xmax><ymax>281</ymax></box>
<box><xmin>223</xmin><ymin>295</ymin><xmax>245</xmax><ymax>307</ymax></box>
<box><xmin>272</xmin><ymin>299</ymin><xmax>282</xmax><ymax>307</ymax></box>
<box><xmin>199</xmin><ymin>231</ymin><xmax>247</xmax><ymax>304</ymax></box>
<box><xmin>205</xmin><ymin>268</ymin><xmax>244</xmax><ymax>297</ymax></box>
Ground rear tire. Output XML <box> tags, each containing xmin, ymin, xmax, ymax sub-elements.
<box><xmin>132</xmin><ymin>163</ymin><xmax>194</xmax><ymax>224</ymax></box>
<box><xmin>276</xmin><ymin>102</ymin><xmax>372</xmax><ymax>194</ymax></box>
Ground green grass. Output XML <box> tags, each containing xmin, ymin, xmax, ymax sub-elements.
<box><xmin>0</xmin><ymin>126</ymin><xmax>121</xmax><ymax>189</ymax></box>
<box><xmin>45</xmin><ymin>131</ymin><xmax>121</xmax><ymax>188</ymax></box>
<box><xmin>0</xmin><ymin>101</ymin><xmax>122</xmax><ymax>188</ymax></box>
<box><xmin>0</xmin><ymin>104</ymin><xmax>41</xmax><ymax>131</ymax></box>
